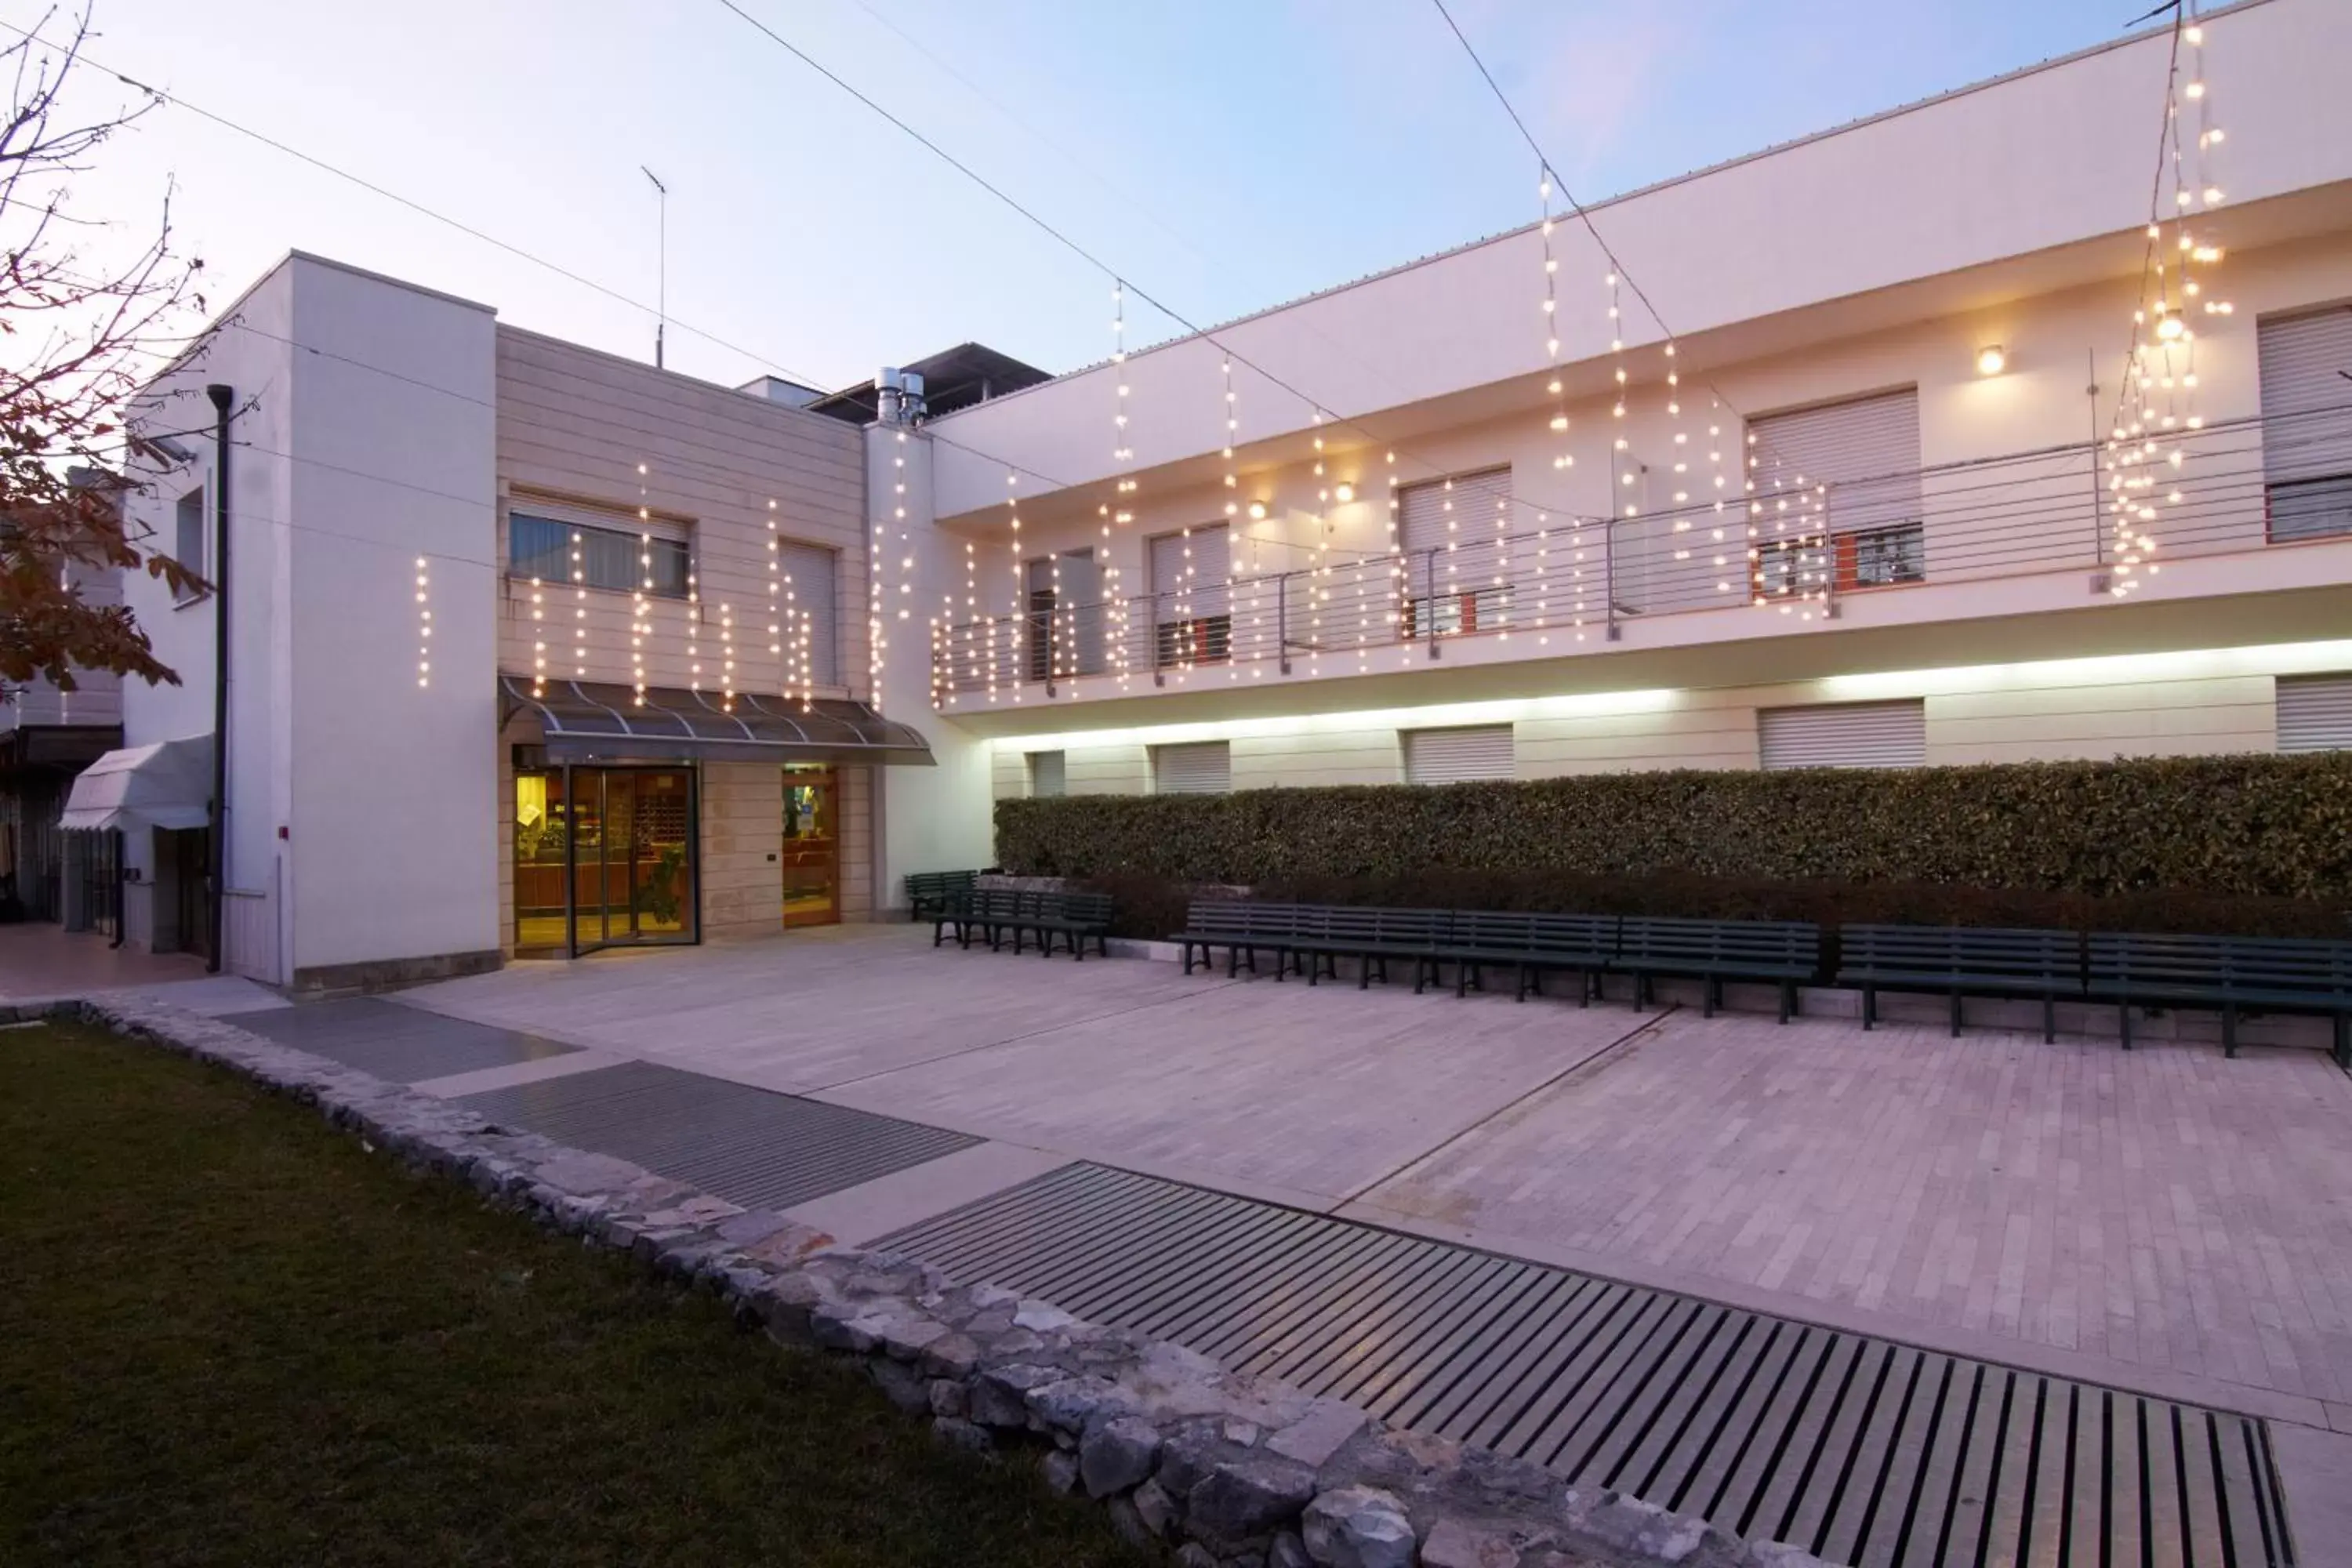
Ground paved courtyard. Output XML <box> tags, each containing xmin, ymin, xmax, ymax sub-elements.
<box><xmin>395</xmin><ymin>923</ymin><xmax>2352</xmax><ymax>1428</ymax></box>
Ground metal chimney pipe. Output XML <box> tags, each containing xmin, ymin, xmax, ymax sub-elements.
<box><xmin>875</xmin><ymin>367</ymin><xmax>905</xmax><ymax>425</ymax></box>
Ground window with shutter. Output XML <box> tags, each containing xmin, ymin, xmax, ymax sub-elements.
<box><xmin>1748</xmin><ymin>391</ymin><xmax>1924</xmax><ymax>599</ymax></box>
<box><xmin>775</xmin><ymin>540</ymin><xmax>837</xmax><ymax>685</ymax></box>
<box><xmin>1758</xmin><ymin>700</ymin><xmax>1926</xmax><ymax>770</ymax></box>
<box><xmin>1403</xmin><ymin>724</ymin><xmax>1514</xmax><ymax>784</ymax></box>
<box><xmin>1152</xmin><ymin>740</ymin><xmax>1230</xmax><ymax>794</ymax></box>
<box><xmin>2257</xmin><ymin>308</ymin><xmax>2352</xmax><ymax>541</ymax></box>
<box><xmin>2277</xmin><ymin>674</ymin><xmax>2352</xmax><ymax>753</ymax></box>
<box><xmin>1149</xmin><ymin>526</ymin><xmax>1231</xmax><ymax>668</ymax></box>
<box><xmin>1027</xmin><ymin>750</ymin><xmax>1067</xmax><ymax>797</ymax></box>
<box><xmin>1398</xmin><ymin>468</ymin><xmax>1512</xmax><ymax>637</ymax></box>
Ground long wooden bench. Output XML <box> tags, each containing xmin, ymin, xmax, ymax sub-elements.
<box><xmin>2087</xmin><ymin>933</ymin><xmax>2352</xmax><ymax>1062</ymax></box>
<box><xmin>1617</xmin><ymin>916</ymin><xmax>1820</xmax><ymax>1023</ymax></box>
<box><xmin>1837</xmin><ymin>924</ymin><xmax>2084</xmax><ymax>1042</ymax></box>
<box><xmin>905</xmin><ymin>869</ymin><xmax>979</xmax><ymax>924</ymax></box>
<box><xmin>934</xmin><ymin>887</ymin><xmax>1114</xmax><ymax>959</ymax></box>
<box><xmin>1432</xmin><ymin>911</ymin><xmax>1617</xmax><ymax>1002</ymax></box>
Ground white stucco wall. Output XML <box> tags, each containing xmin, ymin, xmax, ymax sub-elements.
<box><xmin>927</xmin><ymin>0</ymin><xmax>2347</xmax><ymax>517</ymax></box>
<box><xmin>871</xmin><ymin>426</ymin><xmax>995</xmax><ymax>897</ymax></box>
<box><xmin>281</xmin><ymin>257</ymin><xmax>499</xmax><ymax>978</ymax></box>
<box><xmin>121</xmin><ymin>256</ymin><xmax>499</xmax><ymax>980</ymax></box>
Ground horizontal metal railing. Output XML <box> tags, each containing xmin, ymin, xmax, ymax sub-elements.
<box><xmin>931</xmin><ymin>403</ymin><xmax>2352</xmax><ymax>698</ymax></box>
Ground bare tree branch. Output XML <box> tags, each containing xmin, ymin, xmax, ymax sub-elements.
<box><xmin>0</xmin><ymin>3</ymin><xmax>206</xmax><ymax>691</ymax></box>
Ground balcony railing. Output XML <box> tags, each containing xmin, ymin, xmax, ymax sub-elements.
<box><xmin>931</xmin><ymin>402</ymin><xmax>2352</xmax><ymax>700</ymax></box>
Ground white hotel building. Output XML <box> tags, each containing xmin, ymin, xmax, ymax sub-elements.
<box><xmin>57</xmin><ymin>0</ymin><xmax>2352</xmax><ymax>985</ymax></box>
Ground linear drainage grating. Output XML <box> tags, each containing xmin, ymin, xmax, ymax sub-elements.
<box><xmin>458</xmin><ymin>1061</ymin><xmax>982</xmax><ymax>1212</ymax></box>
<box><xmin>878</xmin><ymin>1163</ymin><xmax>2295</xmax><ymax>1568</ymax></box>
<box><xmin>222</xmin><ymin>998</ymin><xmax>579</xmax><ymax>1083</ymax></box>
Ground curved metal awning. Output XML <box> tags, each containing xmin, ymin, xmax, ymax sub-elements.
<box><xmin>500</xmin><ymin>677</ymin><xmax>934</xmax><ymax>766</ymax></box>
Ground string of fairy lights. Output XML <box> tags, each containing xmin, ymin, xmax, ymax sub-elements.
<box><xmin>2103</xmin><ymin>2</ymin><xmax>2231</xmax><ymax>597</ymax></box>
<box><xmin>78</xmin><ymin>1</ymin><xmax>2242</xmax><ymax>722</ymax></box>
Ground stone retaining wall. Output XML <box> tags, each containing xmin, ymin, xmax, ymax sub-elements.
<box><xmin>53</xmin><ymin>994</ymin><xmax>1827</xmax><ymax>1568</ymax></box>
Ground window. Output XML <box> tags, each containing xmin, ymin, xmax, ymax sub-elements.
<box><xmin>1748</xmin><ymin>390</ymin><xmax>1923</xmax><ymax>601</ymax></box>
<box><xmin>1152</xmin><ymin>740</ymin><xmax>1230</xmax><ymax>795</ymax></box>
<box><xmin>1025</xmin><ymin>550</ymin><xmax>1102</xmax><ymax>681</ymax></box>
<box><xmin>1399</xmin><ymin>468</ymin><xmax>1511</xmax><ymax>637</ymax></box>
<box><xmin>774</xmin><ymin>539</ymin><xmax>839</xmax><ymax>686</ymax></box>
<box><xmin>1840</xmin><ymin>522</ymin><xmax>1926</xmax><ymax>587</ymax></box>
<box><xmin>1027</xmin><ymin>750</ymin><xmax>1066</xmax><ymax>797</ymax></box>
<box><xmin>510</xmin><ymin>512</ymin><xmax>691</xmax><ymax>598</ymax></box>
<box><xmin>173</xmin><ymin>487</ymin><xmax>207</xmax><ymax>601</ymax></box>
<box><xmin>1149</xmin><ymin>527</ymin><xmax>1230</xmax><ymax>670</ymax></box>
<box><xmin>1758</xmin><ymin>700</ymin><xmax>1926</xmax><ymax>770</ymax></box>
<box><xmin>2257</xmin><ymin>307</ymin><xmax>2352</xmax><ymax>541</ymax></box>
<box><xmin>2277</xmin><ymin>674</ymin><xmax>2352</xmax><ymax>753</ymax></box>
<box><xmin>1403</xmin><ymin>724</ymin><xmax>1513</xmax><ymax>785</ymax></box>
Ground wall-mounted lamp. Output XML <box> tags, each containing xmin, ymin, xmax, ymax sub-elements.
<box><xmin>1246</xmin><ymin>500</ymin><xmax>1270</xmax><ymax>521</ymax></box>
<box><xmin>1976</xmin><ymin>345</ymin><xmax>2008</xmax><ymax>377</ymax></box>
<box><xmin>1332</xmin><ymin>482</ymin><xmax>1356</xmax><ymax>503</ymax></box>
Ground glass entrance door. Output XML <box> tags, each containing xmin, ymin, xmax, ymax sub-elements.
<box><xmin>781</xmin><ymin>766</ymin><xmax>839</xmax><ymax>927</ymax></box>
<box><xmin>514</xmin><ymin>764</ymin><xmax>698</xmax><ymax>956</ymax></box>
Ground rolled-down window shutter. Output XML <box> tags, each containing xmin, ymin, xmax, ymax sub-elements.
<box><xmin>1399</xmin><ymin>468</ymin><xmax>1512</xmax><ymax>555</ymax></box>
<box><xmin>1150</xmin><ymin>528</ymin><xmax>1229</xmax><ymax>619</ymax></box>
<box><xmin>775</xmin><ymin>540</ymin><xmax>837</xmax><ymax>685</ymax></box>
<box><xmin>2259</xmin><ymin>309</ymin><xmax>2352</xmax><ymax>540</ymax></box>
<box><xmin>1759</xmin><ymin>700</ymin><xmax>1925</xmax><ymax>769</ymax></box>
<box><xmin>1027</xmin><ymin>750</ymin><xmax>1067</xmax><ymax>796</ymax></box>
<box><xmin>1152</xmin><ymin>740</ymin><xmax>1230</xmax><ymax>794</ymax></box>
<box><xmin>1749</xmin><ymin>390</ymin><xmax>1922</xmax><ymax>535</ymax></box>
<box><xmin>1403</xmin><ymin>724</ymin><xmax>1514</xmax><ymax>784</ymax></box>
<box><xmin>2277</xmin><ymin>674</ymin><xmax>2352</xmax><ymax>753</ymax></box>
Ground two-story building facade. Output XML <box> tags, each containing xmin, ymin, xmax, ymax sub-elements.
<box><xmin>102</xmin><ymin>253</ymin><xmax>947</xmax><ymax>989</ymax></box>
<box><xmin>874</xmin><ymin>0</ymin><xmax>2352</xmax><ymax>886</ymax></box>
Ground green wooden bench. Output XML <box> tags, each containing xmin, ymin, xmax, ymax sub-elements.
<box><xmin>1617</xmin><ymin>916</ymin><xmax>1820</xmax><ymax>1022</ymax></box>
<box><xmin>2088</xmin><ymin>933</ymin><xmax>2352</xmax><ymax>1062</ymax></box>
<box><xmin>905</xmin><ymin>869</ymin><xmax>979</xmax><ymax>924</ymax></box>
<box><xmin>1837</xmin><ymin>924</ymin><xmax>2085</xmax><ymax>1042</ymax></box>
<box><xmin>1431</xmin><ymin>911</ymin><xmax>1618</xmax><ymax>1002</ymax></box>
<box><xmin>934</xmin><ymin>887</ymin><xmax>1115</xmax><ymax>959</ymax></box>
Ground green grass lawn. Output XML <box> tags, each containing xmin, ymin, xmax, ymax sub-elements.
<box><xmin>0</xmin><ymin>1021</ymin><xmax>1156</xmax><ymax>1567</ymax></box>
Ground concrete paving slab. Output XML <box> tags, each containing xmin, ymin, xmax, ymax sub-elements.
<box><xmin>782</xmin><ymin>1140</ymin><xmax>1073</xmax><ymax>1245</ymax></box>
<box><xmin>409</xmin><ymin>1049</ymin><xmax>631</xmax><ymax>1099</ymax></box>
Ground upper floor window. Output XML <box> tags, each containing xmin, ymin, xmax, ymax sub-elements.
<box><xmin>1149</xmin><ymin>525</ymin><xmax>1230</xmax><ymax>669</ymax></box>
<box><xmin>510</xmin><ymin>511</ymin><xmax>691</xmax><ymax>598</ymax></box>
<box><xmin>1747</xmin><ymin>390</ymin><xmax>1924</xmax><ymax>601</ymax></box>
<box><xmin>1025</xmin><ymin>549</ymin><xmax>1105</xmax><ymax>681</ymax></box>
<box><xmin>2257</xmin><ymin>307</ymin><xmax>2352</xmax><ymax>542</ymax></box>
<box><xmin>774</xmin><ymin>539</ymin><xmax>840</xmax><ymax>688</ymax></box>
<box><xmin>1399</xmin><ymin>467</ymin><xmax>1512</xmax><ymax>636</ymax></box>
<box><xmin>1758</xmin><ymin>699</ymin><xmax>1926</xmax><ymax>770</ymax></box>
<box><xmin>172</xmin><ymin>486</ymin><xmax>208</xmax><ymax>603</ymax></box>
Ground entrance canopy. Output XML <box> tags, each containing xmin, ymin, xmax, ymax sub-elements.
<box><xmin>58</xmin><ymin>735</ymin><xmax>213</xmax><ymax>833</ymax></box>
<box><xmin>500</xmin><ymin>677</ymin><xmax>934</xmax><ymax>767</ymax></box>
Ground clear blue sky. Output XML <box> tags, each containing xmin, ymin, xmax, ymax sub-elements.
<box><xmin>45</xmin><ymin>0</ymin><xmax>2148</xmax><ymax>393</ymax></box>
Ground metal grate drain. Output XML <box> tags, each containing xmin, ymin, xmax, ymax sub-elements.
<box><xmin>223</xmin><ymin>998</ymin><xmax>579</xmax><ymax>1083</ymax></box>
<box><xmin>879</xmin><ymin>1163</ymin><xmax>2295</xmax><ymax>1568</ymax></box>
<box><xmin>458</xmin><ymin>1061</ymin><xmax>981</xmax><ymax>1212</ymax></box>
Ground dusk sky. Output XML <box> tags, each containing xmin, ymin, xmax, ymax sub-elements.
<box><xmin>42</xmin><ymin>0</ymin><xmax>2160</xmax><ymax>393</ymax></box>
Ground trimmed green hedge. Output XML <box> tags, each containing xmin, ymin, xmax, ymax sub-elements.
<box><xmin>996</xmin><ymin>753</ymin><xmax>2352</xmax><ymax>901</ymax></box>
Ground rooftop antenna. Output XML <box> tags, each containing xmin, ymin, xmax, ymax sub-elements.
<box><xmin>641</xmin><ymin>165</ymin><xmax>668</xmax><ymax>368</ymax></box>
